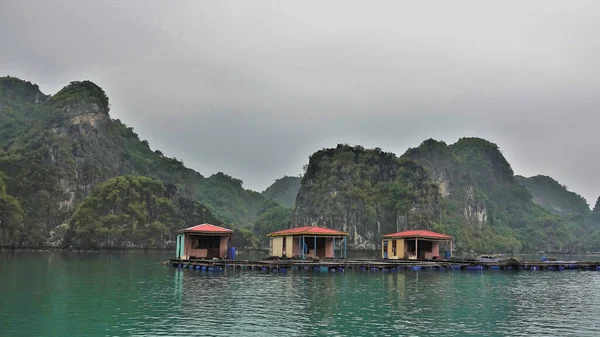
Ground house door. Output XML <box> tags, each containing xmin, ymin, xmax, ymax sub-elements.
<box><xmin>176</xmin><ymin>234</ymin><xmax>185</xmax><ymax>259</ymax></box>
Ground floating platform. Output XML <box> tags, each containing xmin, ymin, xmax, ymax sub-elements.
<box><xmin>167</xmin><ymin>258</ymin><xmax>600</xmax><ymax>273</ymax></box>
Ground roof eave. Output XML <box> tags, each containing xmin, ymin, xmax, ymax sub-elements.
<box><xmin>268</xmin><ymin>232</ymin><xmax>349</xmax><ymax>237</ymax></box>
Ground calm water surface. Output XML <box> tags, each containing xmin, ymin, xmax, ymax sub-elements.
<box><xmin>2</xmin><ymin>252</ymin><xmax>600</xmax><ymax>337</ymax></box>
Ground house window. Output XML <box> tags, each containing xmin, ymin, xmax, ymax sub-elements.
<box><xmin>193</xmin><ymin>236</ymin><xmax>221</xmax><ymax>249</ymax></box>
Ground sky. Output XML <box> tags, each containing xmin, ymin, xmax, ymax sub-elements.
<box><xmin>1</xmin><ymin>1</ymin><xmax>599</xmax><ymax>205</ymax></box>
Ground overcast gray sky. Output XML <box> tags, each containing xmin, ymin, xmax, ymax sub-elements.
<box><xmin>1</xmin><ymin>1</ymin><xmax>599</xmax><ymax>205</ymax></box>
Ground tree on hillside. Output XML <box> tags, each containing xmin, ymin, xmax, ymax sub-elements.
<box><xmin>67</xmin><ymin>175</ymin><xmax>178</xmax><ymax>249</ymax></box>
<box><xmin>0</xmin><ymin>174</ymin><xmax>24</xmax><ymax>247</ymax></box>
<box><xmin>594</xmin><ymin>197</ymin><xmax>600</xmax><ymax>212</ymax></box>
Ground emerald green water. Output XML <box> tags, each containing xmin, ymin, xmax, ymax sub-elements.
<box><xmin>2</xmin><ymin>252</ymin><xmax>600</xmax><ymax>336</ymax></box>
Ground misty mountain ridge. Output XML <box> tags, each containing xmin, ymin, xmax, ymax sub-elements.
<box><xmin>1</xmin><ymin>76</ymin><xmax>598</xmax><ymax>253</ymax></box>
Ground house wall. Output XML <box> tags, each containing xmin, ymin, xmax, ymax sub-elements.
<box><xmin>182</xmin><ymin>235</ymin><xmax>192</xmax><ymax>259</ymax></box>
<box><xmin>271</xmin><ymin>237</ymin><xmax>284</xmax><ymax>257</ymax></box>
<box><xmin>183</xmin><ymin>234</ymin><xmax>229</xmax><ymax>259</ymax></box>
<box><xmin>424</xmin><ymin>242</ymin><xmax>440</xmax><ymax>259</ymax></box>
<box><xmin>386</xmin><ymin>240</ymin><xmax>393</xmax><ymax>259</ymax></box>
<box><xmin>383</xmin><ymin>239</ymin><xmax>405</xmax><ymax>259</ymax></box>
<box><xmin>220</xmin><ymin>236</ymin><xmax>229</xmax><ymax>258</ymax></box>
<box><xmin>285</xmin><ymin>236</ymin><xmax>294</xmax><ymax>257</ymax></box>
<box><xmin>292</xmin><ymin>237</ymin><xmax>300</xmax><ymax>257</ymax></box>
<box><xmin>187</xmin><ymin>247</ymin><xmax>208</xmax><ymax>258</ymax></box>
<box><xmin>397</xmin><ymin>239</ymin><xmax>405</xmax><ymax>259</ymax></box>
<box><xmin>325</xmin><ymin>239</ymin><xmax>333</xmax><ymax>258</ymax></box>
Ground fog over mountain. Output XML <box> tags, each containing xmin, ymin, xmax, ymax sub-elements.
<box><xmin>1</xmin><ymin>0</ymin><xmax>599</xmax><ymax>203</ymax></box>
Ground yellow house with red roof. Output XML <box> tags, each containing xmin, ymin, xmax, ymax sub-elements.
<box><xmin>267</xmin><ymin>226</ymin><xmax>349</xmax><ymax>259</ymax></box>
<box><xmin>381</xmin><ymin>230</ymin><xmax>453</xmax><ymax>260</ymax></box>
<box><xmin>175</xmin><ymin>224</ymin><xmax>233</xmax><ymax>260</ymax></box>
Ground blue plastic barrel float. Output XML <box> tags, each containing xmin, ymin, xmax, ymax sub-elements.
<box><xmin>465</xmin><ymin>265</ymin><xmax>483</xmax><ymax>271</ymax></box>
<box><xmin>228</xmin><ymin>247</ymin><xmax>237</xmax><ymax>260</ymax></box>
<box><xmin>313</xmin><ymin>266</ymin><xmax>321</xmax><ymax>272</ymax></box>
<box><xmin>558</xmin><ymin>266</ymin><xmax>565</xmax><ymax>271</ymax></box>
<box><xmin>547</xmin><ymin>266</ymin><xmax>556</xmax><ymax>271</ymax></box>
<box><xmin>279</xmin><ymin>268</ymin><xmax>287</xmax><ymax>273</ymax></box>
<box><xmin>489</xmin><ymin>265</ymin><xmax>501</xmax><ymax>270</ymax></box>
<box><xmin>390</xmin><ymin>268</ymin><xmax>398</xmax><ymax>272</ymax></box>
<box><xmin>530</xmin><ymin>266</ymin><xmax>539</xmax><ymax>271</ymax></box>
<box><xmin>195</xmin><ymin>265</ymin><xmax>201</xmax><ymax>270</ymax></box>
<box><xmin>438</xmin><ymin>267</ymin><xmax>446</xmax><ymax>272</ymax></box>
<box><xmin>337</xmin><ymin>267</ymin><xmax>344</xmax><ymax>273</ymax></box>
<box><xmin>411</xmin><ymin>266</ymin><xmax>421</xmax><ymax>271</ymax></box>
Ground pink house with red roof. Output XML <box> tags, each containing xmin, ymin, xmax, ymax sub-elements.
<box><xmin>381</xmin><ymin>230</ymin><xmax>453</xmax><ymax>260</ymax></box>
<box><xmin>267</xmin><ymin>226</ymin><xmax>349</xmax><ymax>259</ymax></box>
<box><xmin>175</xmin><ymin>224</ymin><xmax>233</xmax><ymax>260</ymax></box>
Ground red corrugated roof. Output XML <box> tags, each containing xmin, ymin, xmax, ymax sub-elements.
<box><xmin>383</xmin><ymin>230</ymin><xmax>452</xmax><ymax>240</ymax></box>
<box><xmin>268</xmin><ymin>226</ymin><xmax>348</xmax><ymax>237</ymax></box>
<box><xmin>177</xmin><ymin>223</ymin><xmax>233</xmax><ymax>233</ymax></box>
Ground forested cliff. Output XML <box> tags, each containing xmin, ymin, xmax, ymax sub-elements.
<box><xmin>0</xmin><ymin>77</ymin><xmax>267</xmax><ymax>248</ymax></box>
<box><xmin>293</xmin><ymin>139</ymin><xmax>600</xmax><ymax>253</ymax></box>
<box><xmin>1</xmin><ymin>76</ymin><xmax>598</xmax><ymax>253</ymax></box>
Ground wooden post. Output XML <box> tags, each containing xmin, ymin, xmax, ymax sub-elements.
<box><xmin>314</xmin><ymin>236</ymin><xmax>317</xmax><ymax>258</ymax></box>
<box><xmin>450</xmin><ymin>240</ymin><xmax>453</xmax><ymax>257</ymax></box>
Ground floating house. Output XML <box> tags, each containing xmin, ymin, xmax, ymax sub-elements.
<box><xmin>381</xmin><ymin>230</ymin><xmax>453</xmax><ymax>260</ymax></box>
<box><xmin>267</xmin><ymin>226</ymin><xmax>349</xmax><ymax>259</ymax></box>
<box><xmin>175</xmin><ymin>224</ymin><xmax>233</xmax><ymax>260</ymax></box>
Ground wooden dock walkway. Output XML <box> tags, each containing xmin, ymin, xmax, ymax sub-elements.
<box><xmin>167</xmin><ymin>258</ymin><xmax>600</xmax><ymax>273</ymax></box>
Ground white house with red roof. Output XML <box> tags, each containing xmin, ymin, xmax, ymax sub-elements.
<box><xmin>381</xmin><ymin>230</ymin><xmax>453</xmax><ymax>260</ymax></box>
<box><xmin>175</xmin><ymin>224</ymin><xmax>233</xmax><ymax>260</ymax></box>
<box><xmin>267</xmin><ymin>226</ymin><xmax>349</xmax><ymax>259</ymax></box>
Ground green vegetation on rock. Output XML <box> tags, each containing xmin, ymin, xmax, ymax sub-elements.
<box><xmin>0</xmin><ymin>173</ymin><xmax>25</xmax><ymax>247</ymax></box>
<box><xmin>2</xmin><ymin>76</ymin><xmax>599</xmax><ymax>253</ymax></box>
<box><xmin>253</xmin><ymin>200</ymin><xmax>293</xmax><ymax>244</ymax></box>
<box><xmin>516</xmin><ymin>175</ymin><xmax>590</xmax><ymax>216</ymax></box>
<box><xmin>293</xmin><ymin>139</ymin><xmax>600</xmax><ymax>254</ymax></box>
<box><xmin>294</xmin><ymin>144</ymin><xmax>441</xmax><ymax>249</ymax></box>
<box><xmin>0</xmin><ymin>76</ymin><xmax>267</xmax><ymax>248</ymax></box>
<box><xmin>261</xmin><ymin>176</ymin><xmax>301</xmax><ymax>207</ymax></box>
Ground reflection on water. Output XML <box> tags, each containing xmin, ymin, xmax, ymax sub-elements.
<box><xmin>2</xmin><ymin>252</ymin><xmax>600</xmax><ymax>336</ymax></box>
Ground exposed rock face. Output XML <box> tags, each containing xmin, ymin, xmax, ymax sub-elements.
<box><xmin>293</xmin><ymin>145</ymin><xmax>440</xmax><ymax>249</ymax></box>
